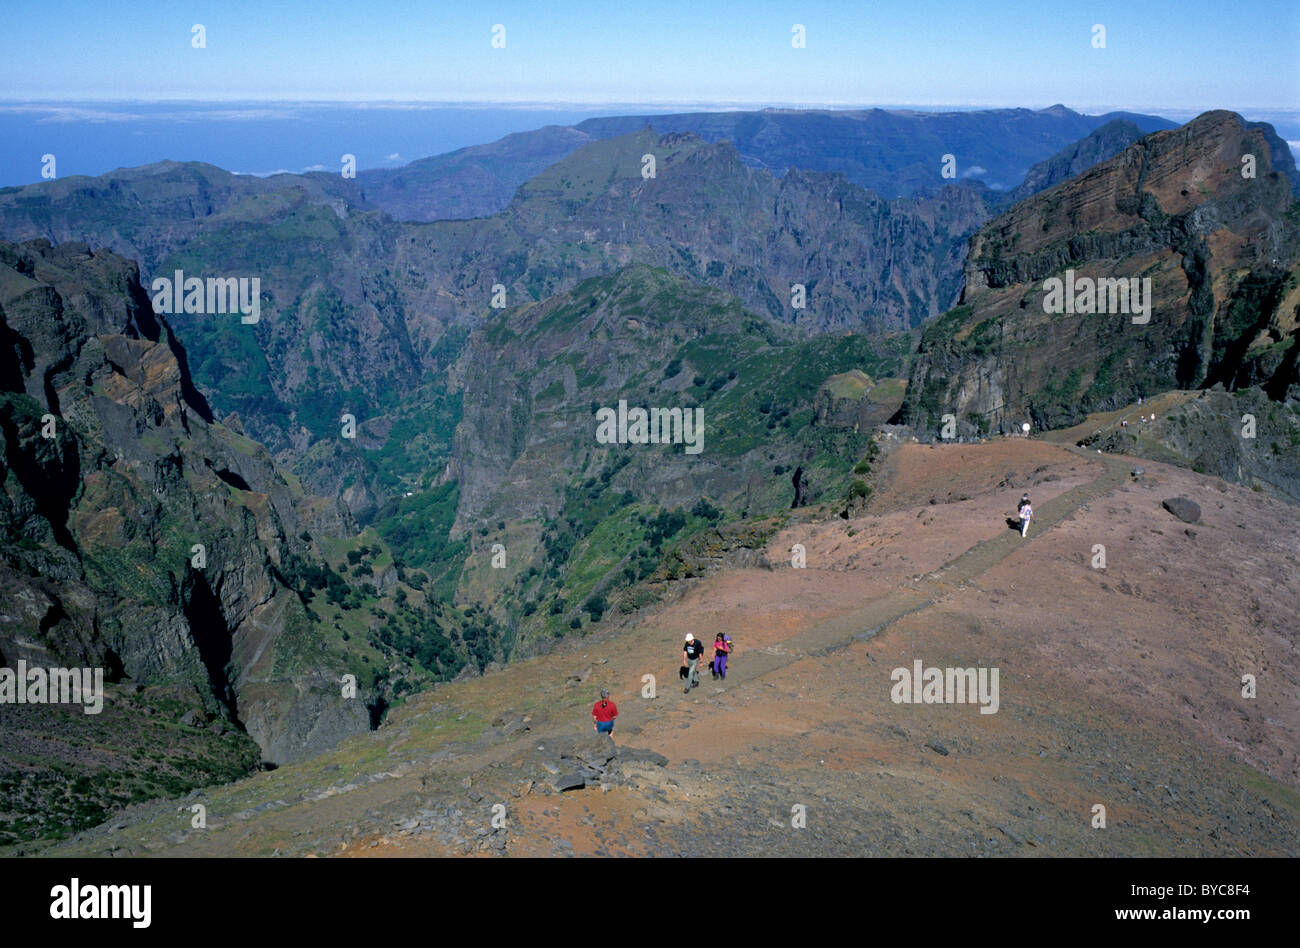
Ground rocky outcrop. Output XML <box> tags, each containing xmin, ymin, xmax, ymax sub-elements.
<box><xmin>0</xmin><ymin>239</ymin><xmax>370</xmax><ymax>765</ymax></box>
<box><xmin>654</xmin><ymin>521</ymin><xmax>778</xmax><ymax>580</ymax></box>
<box><xmin>526</xmin><ymin>733</ymin><xmax>668</xmax><ymax>792</ymax></box>
<box><xmin>901</xmin><ymin>112</ymin><xmax>1300</xmax><ymax>438</ymax></box>
<box><xmin>1088</xmin><ymin>386</ymin><xmax>1300</xmax><ymax>503</ymax></box>
<box><xmin>812</xmin><ymin>371</ymin><xmax>905</xmax><ymax>431</ymax></box>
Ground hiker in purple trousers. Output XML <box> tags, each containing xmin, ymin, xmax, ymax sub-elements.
<box><xmin>711</xmin><ymin>633</ymin><xmax>732</xmax><ymax>680</ymax></box>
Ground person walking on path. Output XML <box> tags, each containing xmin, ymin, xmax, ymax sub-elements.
<box><xmin>1019</xmin><ymin>499</ymin><xmax>1034</xmax><ymax>537</ymax></box>
<box><xmin>710</xmin><ymin>632</ymin><xmax>732</xmax><ymax>680</ymax></box>
<box><xmin>683</xmin><ymin>633</ymin><xmax>705</xmax><ymax>693</ymax></box>
<box><xmin>592</xmin><ymin>688</ymin><xmax>618</xmax><ymax>735</ymax></box>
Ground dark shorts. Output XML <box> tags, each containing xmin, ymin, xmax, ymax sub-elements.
<box><xmin>596</xmin><ymin>720</ymin><xmax>614</xmax><ymax>734</ymax></box>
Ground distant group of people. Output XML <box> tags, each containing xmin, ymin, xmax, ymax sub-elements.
<box><xmin>1119</xmin><ymin>397</ymin><xmax>1155</xmax><ymax>430</ymax></box>
<box><xmin>590</xmin><ymin>631</ymin><xmax>735</xmax><ymax>734</ymax></box>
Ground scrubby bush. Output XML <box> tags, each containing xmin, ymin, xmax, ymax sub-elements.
<box><xmin>690</xmin><ymin>498</ymin><xmax>721</xmax><ymax>522</ymax></box>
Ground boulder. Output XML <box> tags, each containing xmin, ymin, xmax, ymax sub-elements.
<box><xmin>558</xmin><ymin>733</ymin><xmax>618</xmax><ymax>772</ymax></box>
<box><xmin>452</xmin><ymin>662</ymin><xmax>481</xmax><ymax>682</ymax></box>
<box><xmin>619</xmin><ymin>747</ymin><xmax>669</xmax><ymax>768</ymax></box>
<box><xmin>1161</xmin><ymin>497</ymin><xmax>1201</xmax><ymax>523</ymax></box>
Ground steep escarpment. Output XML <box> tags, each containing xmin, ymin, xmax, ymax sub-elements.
<box><xmin>900</xmin><ymin>111</ymin><xmax>1300</xmax><ymax>436</ymax></box>
<box><xmin>0</xmin><ymin>239</ymin><xmax>374</xmax><ymax>764</ymax></box>
<box><xmin>0</xmin><ymin>239</ymin><xmax>529</xmax><ymax>844</ymax></box>
<box><xmin>473</xmin><ymin>128</ymin><xmax>990</xmax><ymax>334</ymax></box>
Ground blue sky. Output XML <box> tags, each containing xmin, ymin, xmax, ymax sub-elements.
<box><xmin>3</xmin><ymin>0</ymin><xmax>1297</xmax><ymax>109</ymax></box>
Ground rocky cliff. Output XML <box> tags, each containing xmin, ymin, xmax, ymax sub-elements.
<box><xmin>0</xmin><ymin>239</ymin><xmax>371</xmax><ymax>770</ymax></box>
<box><xmin>900</xmin><ymin>111</ymin><xmax>1300</xmax><ymax>436</ymax></box>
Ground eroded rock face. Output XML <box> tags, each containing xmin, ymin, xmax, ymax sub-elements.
<box><xmin>0</xmin><ymin>239</ymin><xmax>368</xmax><ymax>763</ymax></box>
<box><xmin>812</xmin><ymin>371</ymin><xmax>904</xmax><ymax>432</ymax></box>
<box><xmin>901</xmin><ymin>111</ymin><xmax>1300</xmax><ymax>438</ymax></box>
<box><xmin>1091</xmin><ymin>387</ymin><xmax>1300</xmax><ymax>503</ymax></box>
<box><xmin>1002</xmin><ymin>120</ymin><xmax>1150</xmax><ymax>207</ymax></box>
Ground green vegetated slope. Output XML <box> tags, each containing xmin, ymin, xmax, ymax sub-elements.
<box><xmin>441</xmin><ymin>264</ymin><xmax>911</xmax><ymax>650</ymax></box>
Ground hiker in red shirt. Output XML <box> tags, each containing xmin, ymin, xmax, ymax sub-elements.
<box><xmin>592</xmin><ymin>689</ymin><xmax>618</xmax><ymax>734</ymax></box>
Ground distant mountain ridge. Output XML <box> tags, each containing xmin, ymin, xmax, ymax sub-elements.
<box><xmin>573</xmin><ymin>105</ymin><xmax>1177</xmax><ymax>199</ymax></box>
<box><xmin>0</xmin><ymin>126</ymin><xmax>987</xmax><ymax>482</ymax></box>
<box><xmin>290</xmin><ymin>104</ymin><xmax>1182</xmax><ymax>222</ymax></box>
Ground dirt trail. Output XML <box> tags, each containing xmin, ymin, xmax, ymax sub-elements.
<box><xmin>1042</xmin><ymin>392</ymin><xmax>1198</xmax><ymax>445</ymax></box>
<box><xmin>645</xmin><ymin>443</ymin><xmax>1133</xmax><ymax>693</ymax></box>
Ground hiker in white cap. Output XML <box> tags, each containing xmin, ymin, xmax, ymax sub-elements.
<box><xmin>682</xmin><ymin>633</ymin><xmax>705</xmax><ymax>693</ymax></box>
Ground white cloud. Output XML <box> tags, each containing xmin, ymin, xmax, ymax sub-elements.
<box><xmin>0</xmin><ymin>103</ymin><xmax>305</xmax><ymax>124</ymax></box>
<box><xmin>386</xmin><ymin>153</ymin><xmax>402</xmax><ymax>161</ymax></box>
<box><xmin>302</xmin><ymin>164</ymin><xmax>327</xmax><ymax>171</ymax></box>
